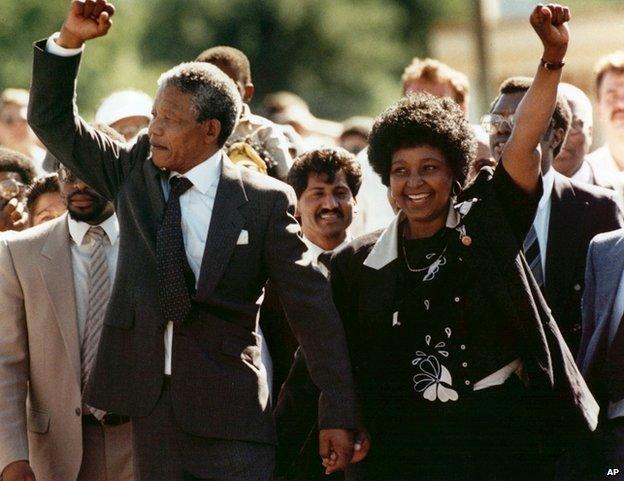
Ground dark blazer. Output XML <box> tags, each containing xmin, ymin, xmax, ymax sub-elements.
<box><xmin>544</xmin><ymin>173</ymin><xmax>623</xmax><ymax>356</ymax></box>
<box><xmin>330</xmin><ymin>168</ymin><xmax>598</xmax><ymax>460</ymax></box>
<box><xmin>28</xmin><ymin>40</ymin><xmax>356</xmax><ymax>444</ymax></box>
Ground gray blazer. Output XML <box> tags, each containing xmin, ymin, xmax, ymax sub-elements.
<box><xmin>578</xmin><ymin>228</ymin><xmax>624</xmax><ymax>406</ymax></box>
<box><xmin>27</xmin><ymin>40</ymin><xmax>356</xmax><ymax>444</ymax></box>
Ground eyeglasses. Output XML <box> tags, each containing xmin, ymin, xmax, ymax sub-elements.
<box><xmin>0</xmin><ymin>177</ymin><xmax>25</xmax><ymax>201</ymax></box>
<box><xmin>481</xmin><ymin>114</ymin><xmax>556</xmax><ymax>135</ymax></box>
<box><xmin>480</xmin><ymin>113</ymin><xmax>515</xmax><ymax>135</ymax></box>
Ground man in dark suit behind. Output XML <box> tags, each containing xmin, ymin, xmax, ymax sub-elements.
<box><xmin>485</xmin><ymin>76</ymin><xmax>624</xmax><ymax>356</ymax></box>
<box><xmin>27</xmin><ymin>2</ymin><xmax>356</xmax><ymax>480</ymax></box>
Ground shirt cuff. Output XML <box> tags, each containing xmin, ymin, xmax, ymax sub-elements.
<box><xmin>45</xmin><ymin>32</ymin><xmax>84</xmax><ymax>57</ymax></box>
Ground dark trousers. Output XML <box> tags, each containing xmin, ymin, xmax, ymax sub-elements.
<box><xmin>132</xmin><ymin>379</ymin><xmax>275</xmax><ymax>481</ymax></box>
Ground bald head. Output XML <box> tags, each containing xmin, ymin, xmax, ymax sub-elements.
<box><xmin>554</xmin><ymin>83</ymin><xmax>593</xmax><ymax>177</ymax></box>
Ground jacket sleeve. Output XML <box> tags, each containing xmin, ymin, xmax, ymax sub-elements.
<box><xmin>28</xmin><ymin>39</ymin><xmax>145</xmax><ymax>201</ymax></box>
<box><xmin>577</xmin><ymin>239</ymin><xmax>598</xmax><ymax>369</ymax></box>
<box><xmin>264</xmin><ymin>186</ymin><xmax>356</xmax><ymax>430</ymax></box>
<box><xmin>0</xmin><ymin>239</ymin><xmax>29</xmax><ymax>472</ymax></box>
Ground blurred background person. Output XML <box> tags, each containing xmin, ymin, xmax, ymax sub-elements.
<box><xmin>196</xmin><ymin>46</ymin><xmax>293</xmax><ymax>179</ymax></box>
<box><xmin>555</xmin><ymin>82</ymin><xmax>624</xmax><ymax>197</ymax></box>
<box><xmin>402</xmin><ymin>57</ymin><xmax>470</xmax><ymax>113</ymax></box>
<box><xmin>0</xmin><ymin>88</ymin><xmax>46</xmax><ymax>174</ymax></box>
<box><xmin>25</xmin><ymin>173</ymin><xmax>66</xmax><ymax>227</ymax></box>
<box><xmin>587</xmin><ymin>51</ymin><xmax>624</xmax><ymax>175</ymax></box>
<box><xmin>338</xmin><ymin>116</ymin><xmax>373</xmax><ymax>156</ymax></box>
<box><xmin>94</xmin><ymin>89</ymin><xmax>153</xmax><ymax>143</ymax></box>
<box><xmin>485</xmin><ymin>76</ymin><xmax>623</xmax><ymax>356</ymax></box>
<box><xmin>0</xmin><ymin>146</ymin><xmax>35</xmax><ymax>232</ymax></box>
<box><xmin>263</xmin><ymin>91</ymin><xmax>342</xmax><ymax>151</ymax></box>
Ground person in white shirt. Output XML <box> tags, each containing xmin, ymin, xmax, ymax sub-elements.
<box><xmin>555</xmin><ymin>82</ymin><xmax>624</xmax><ymax>199</ymax></box>
<box><xmin>271</xmin><ymin>147</ymin><xmax>369</xmax><ymax>480</ymax></box>
<box><xmin>0</xmin><ymin>162</ymin><xmax>133</xmax><ymax>481</ymax></box>
<box><xmin>587</xmin><ymin>51</ymin><xmax>624</xmax><ymax>174</ymax></box>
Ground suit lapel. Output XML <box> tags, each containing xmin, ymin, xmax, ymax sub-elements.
<box><xmin>545</xmin><ymin>174</ymin><xmax>584</xmax><ymax>299</ymax></box>
<box><xmin>597</xmin><ymin>237</ymin><xmax>624</xmax><ymax>336</ymax></box>
<box><xmin>195</xmin><ymin>156</ymin><xmax>248</xmax><ymax>299</ymax></box>
<box><xmin>143</xmin><ymin>156</ymin><xmax>166</xmax><ymax>223</ymax></box>
<box><xmin>38</xmin><ymin>214</ymin><xmax>81</xmax><ymax>386</ymax></box>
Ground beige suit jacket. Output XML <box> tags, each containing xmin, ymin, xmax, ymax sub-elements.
<box><xmin>0</xmin><ymin>214</ymin><xmax>84</xmax><ymax>481</ymax></box>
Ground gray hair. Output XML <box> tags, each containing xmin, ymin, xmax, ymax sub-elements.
<box><xmin>157</xmin><ymin>62</ymin><xmax>242</xmax><ymax>147</ymax></box>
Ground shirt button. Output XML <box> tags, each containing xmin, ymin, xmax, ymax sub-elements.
<box><xmin>573</xmin><ymin>284</ymin><xmax>582</xmax><ymax>292</ymax></box>
<box><xmin>454</xmin><ymin>296</ymin><xmax>461</xmax><ymax>303</ymax></box>
<box><xmin>460</xmin><ymin>344</ymin><xmax>466</xmax><ymax>350</ymax></box>
<box><xmin>465</xmin><ymin>380</ymin><xmax>471</xmax><ymax>386</ymax></box>
<box><xmin>462</xmin><ymin>362</ymin><xmax>468</xmax><ymax>368</ymax></box>
<box><xmin>75</xmin><ymin>407</ymin><xmax>81</xmax><ymax>416</ymax></box>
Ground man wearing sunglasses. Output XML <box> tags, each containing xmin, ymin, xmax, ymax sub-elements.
<box><xmin>0</xmin><ymin>147</ymin><xmax>36</xmax><ymax>232</ymax></box>
<box><xmin>483</xmin><ymin>76</ymin><xmax>623</xmax><ymax>357</ymax></box>
<box><xmin>0</xmin><ymin>161</ymin><xmax>134</xmax><ymax>481</ymax></box>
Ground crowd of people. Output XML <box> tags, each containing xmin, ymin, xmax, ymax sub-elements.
<box><xmin>1</xmin><ymin>1</ymin><xmax>624</xmax><ymax>480</ymax></box>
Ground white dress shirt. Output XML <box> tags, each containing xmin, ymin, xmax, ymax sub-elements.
<box><xmin>607</xmin><ymin>268</ymin><xmax>624</xmax><ymax>419</ymax></box>
<box><xmin>303</xmin><ymin>236</ymin><xmax>351</xmax><ymax>278</ymax></box>
<box><xmin>532</xmin><ymin>168</ymin><xmax>556</xmax><ymax>274</ymax></box>
<box><xmin>587</xmin><ymin>144</ymin><xmax>622</xmax><ymax>175</ymax></box>
<box><xmin>68</xmin><ymin>214</ymin><xmax>120</xmax><ymax>343</ymax></box>
<box><xmin>570</xmin><ymin>161</ymin><xmax>594</xmax><ymax>185</ymax></box>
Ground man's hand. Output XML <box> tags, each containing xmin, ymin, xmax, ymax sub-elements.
<box><xmin>530</xmin><ymin>3</ymin><xmax>570</xmax><ymax>62</ymax></box>
<box><xmin>351</xmin><ymin>429</ymin><xmax>371</xmax><ymax>464</ymax></box>
<box><xmin>57</xmin><ymin>0</ymin><xmax>116</xmax><ymax>49</ymax></box>
<box><xmin>2</xmin><ymin>460</ymin><xmax>36</xmax><ymax>481</ymax></box>
<box><xmin>319</xmin><ymin>428</ymin><xmax>354</xmax><ymax>475</ymax></box>
<box><xmin>0</xmin><ymin>198</ymin><xmax>28</xmax><ymax>232</ymax></box>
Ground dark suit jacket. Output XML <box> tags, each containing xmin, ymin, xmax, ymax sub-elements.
<box><xmin>28</xmin><ymin>40</ymin><xmax>356</xmax><ymax>444</ymax></box>
<box><xmin>544</xmin><ymin>173</ymin><xmax>623</xmax><ymax>356</ymax></box>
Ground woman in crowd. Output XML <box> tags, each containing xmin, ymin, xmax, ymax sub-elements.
<box><xmin>330</xmin><ymin>5</ymin><xmax>597</xmax><ymax>480</ymax></box>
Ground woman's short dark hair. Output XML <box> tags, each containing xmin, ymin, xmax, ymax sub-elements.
<box><xmin>0</xmin><ymin>147</ymin><xmax>36</xmax><ymax>185</ymax></box>
<box><xmin>368</xmin><ymin>93</ymin><xmax>474</xmax><ymax>187</ymax></box>
<box><xmin>287</xmin><ymin>147</ymin><xmax>362</xmax><ymax>199</ymax></box>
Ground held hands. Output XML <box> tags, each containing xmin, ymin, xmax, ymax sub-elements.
<box><xmin>1</xmin><ymin>460</ymin><xmax>36</xmax><ymax>481</ymax></box>
<box><xmin>58</xmin><ymin>0</ymin><xmax>116</xmax><ymax>49</ymax></box>
<box><xmin>530</xmin><ymin>3</ymin><xmax>570</xmax><ymax>62</ymax></box>
<box><xmin>319</xmin><ymin>428</ymin><xmax>354</xmax><ymax>475</ymax></box>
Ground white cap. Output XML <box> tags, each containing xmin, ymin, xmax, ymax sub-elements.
<box><xmin>95</xmin><ymin>90</ymin><xmax>153</xmax><ymax>126</ymax></box>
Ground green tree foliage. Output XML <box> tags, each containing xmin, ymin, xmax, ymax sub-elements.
<box><xmin>2</xmin><ymin>0</ymin><xmax>437</xmax><ymax>120</ymax></box>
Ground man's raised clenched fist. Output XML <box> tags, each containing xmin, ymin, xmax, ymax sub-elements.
<box><xmin>57</xmin><ymin>0</ymin><xmax>116</xmax><ymax>49</ymax></box>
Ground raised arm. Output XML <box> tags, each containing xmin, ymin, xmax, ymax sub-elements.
<box><xmin>27</xmin><ymin>1</ymin><xmax>145</xmax><ymax>201</ymax></box>
<box><xmin>502</xmin><ymin>4</ymin><xmax>570</xmax><ymax>193</ymax></box>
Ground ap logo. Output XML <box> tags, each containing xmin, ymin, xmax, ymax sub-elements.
<box><xmin>607</xmin><ymin>468</ymin><xmax>620</xmax><ymax>476</ymax></box>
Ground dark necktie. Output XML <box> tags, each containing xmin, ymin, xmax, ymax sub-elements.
<box><xmin>523</xmin><ymin>225</ymin><xmax>544</xmax><ymax>287</ymax></box>
<box><xmin>156</xmin><ymin>176</ymin><xmax>195</xmax><ymax>326</ymax></box>
<box><xmin>605</xmin><ymin>312</ymin><xmax>624</xmax><ymax>402</ymax></box>
<box><xmin>317</xmin><ymin>251</ymin><xmax>332</xmax><ymax>273</ymax></box>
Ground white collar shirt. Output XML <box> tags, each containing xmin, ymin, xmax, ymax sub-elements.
<box><xmin>303</xmin><ymin>236</ymin><xmax>352</xmax><ymax>278</ymax></box>
<box><xmin>570</xmin><ymin>161</ymin><xmax>595</xmax><ymax>185</ymax></box>
<box><xmin>159</xmin><ymin>151</ymin><xmax>222</xmax><ymax>375</ymax></box>
<box><xmin>531</xmin><ymin>168</ymin><xmax>556</xmax><ymax>274</ymax></box>
<box><xmin>67</xmin><ymin>213</ymin><xmax>120</xmax><ymax>343</ymax></box>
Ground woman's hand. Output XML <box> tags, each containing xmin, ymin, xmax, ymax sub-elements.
<box><xmin>530</xmin><ymin>4</ymin><xmax>570</xmax><ymax>62</ymax></box>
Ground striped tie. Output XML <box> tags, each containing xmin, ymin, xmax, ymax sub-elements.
<box><xmin>81</xmin><ymin>226</ymin><xmax>111</xmax><ymax>419</ymax></box>
<box><xmin>523</xmin><ymin>224</ymin><xmax>544</xmax><ymax>287</ymax></box>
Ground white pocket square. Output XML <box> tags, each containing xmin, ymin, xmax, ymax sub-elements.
<box><xmin>236</xmin><ymin>230</ymin><xmax>249</xmax><ymax>245</ymax></box>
